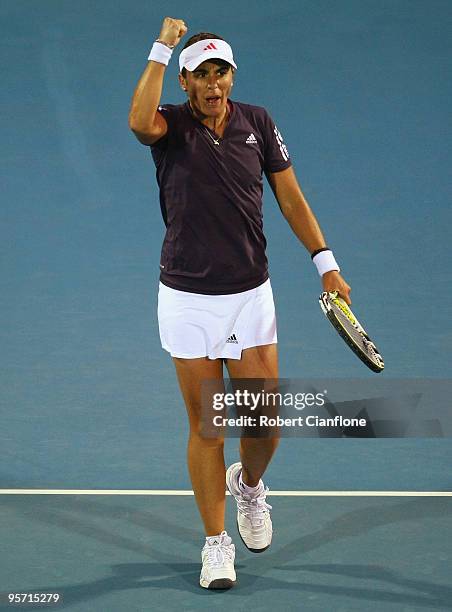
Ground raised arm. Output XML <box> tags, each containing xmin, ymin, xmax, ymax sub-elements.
<box><xmin>128</xmin><ymin>17</ymin><xmax>187</xmax><ymax>145</ymax></box>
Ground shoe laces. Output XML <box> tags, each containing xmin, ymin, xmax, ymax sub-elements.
<box><xmin>205</xmin><ymin>531</ymin><xmax>234</xmax><ymax>567</ymax></box>
<box><xmin>237</xmin><ymin>487</ymin><xmax>272</xmax><ymax>526</ymax></box>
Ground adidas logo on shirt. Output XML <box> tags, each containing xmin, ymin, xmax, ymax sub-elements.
<box><xmin>246</xmin><ymin>133</ymin><xmax>258</xmax><ymax>144</ymax></box>
<box><xmin>226</xmin><ymin>333</ymin><xmax>239</xmax><ymax>344</ymax></box>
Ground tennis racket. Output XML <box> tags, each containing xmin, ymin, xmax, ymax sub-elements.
<box><xmin>319</xmin><ymin>291</ymin><xmax>385</xmax><ymax>373</ymax></box>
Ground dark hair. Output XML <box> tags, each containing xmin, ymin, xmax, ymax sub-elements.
<box><xmin>180</xmin><ymin>32</ymin><xmax>227</xmax><ymax>77</ymax></box>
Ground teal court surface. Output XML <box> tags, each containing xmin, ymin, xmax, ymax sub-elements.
<box><xmin>1</xmin><ymin>491</ymin><xmax>451</xmax><ymax>611</ymax></box>
<box><xmin>2</xmin><ymin>1</ymin><xmax>451</xmax><ymax>610</ymax></box>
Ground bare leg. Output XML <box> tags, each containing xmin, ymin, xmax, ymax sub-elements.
<box><xmin>173</xmin><ymin>356</ymin><xmax>226</xmax><ymax>536</ymax></box>
<box><xmin>225</xmin><ymin>343</ymin><xmax>280</xmax><ymax>487</ymax></box>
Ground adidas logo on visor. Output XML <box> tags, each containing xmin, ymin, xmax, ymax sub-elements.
<box><xmin>179</xmin><ymin>39</ymin><xmax>237</xmax><ymax>72</ymax></box>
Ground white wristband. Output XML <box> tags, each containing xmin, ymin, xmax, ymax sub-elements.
<box><xmin>148</xmin><ymin>42</ymin><xmax>173</xmax><ymax>66</ymax></box>
<box><xmin>312</xmin><ymin>249</ymin><xmax>340</xmax><ymax>276</ymax></box>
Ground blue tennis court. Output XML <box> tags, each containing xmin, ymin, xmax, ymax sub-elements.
<box><xmin>1</xmin><ymin>1</ymin><xmax>451</xmax><ymax>610</ymax></box>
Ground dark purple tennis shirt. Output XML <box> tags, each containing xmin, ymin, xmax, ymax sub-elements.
<box><xmin>149</xmin><ymin>100</ymin><xmax>292</xmax><ymax>294</ymax></box>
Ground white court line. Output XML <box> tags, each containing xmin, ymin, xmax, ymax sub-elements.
<box><xmin>0</xmin><ymin>490</ymin><xmax>450</xmax><ymax>496</ymax></box>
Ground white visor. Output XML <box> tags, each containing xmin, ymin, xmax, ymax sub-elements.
<box><xmin>179</xmin><ymin>39</ymin><xmax>237</xmax><ymax>72</ymax></box>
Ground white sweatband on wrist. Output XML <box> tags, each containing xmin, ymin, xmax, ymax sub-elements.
<box><xmin>312</xmin><ymin>249</ymin><xmax>340</xmax><ymax>276</ymax></box>
<box><xmin>148</xmin><ymin>42</ymin><xmax>173</xmax><ymax>66</ymax></box>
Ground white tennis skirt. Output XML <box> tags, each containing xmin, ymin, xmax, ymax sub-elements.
<box><xmin>157</xmin><ymin>278</ymin><xmax>277</xmax><ymax>360</ymax></box>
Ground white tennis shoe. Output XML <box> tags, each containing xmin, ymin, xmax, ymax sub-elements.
<box><xmin>199</xmin><ymin>530</ymin><xmax>236</xmax><ymax>589</ymax></box>
<box><xmin>226</xmin><ymin>462</ymin><xmax>273</xmax><ymax>552</ymax></box>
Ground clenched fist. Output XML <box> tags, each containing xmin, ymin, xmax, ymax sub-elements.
<box><xmin>158</xmin><ymin>17</ymin><xmax>188</xmax><ymax>48</ymax></box>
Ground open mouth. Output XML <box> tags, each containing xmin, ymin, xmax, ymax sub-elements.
<box><xmin>205</xmin><ymin>96</ymin><xmax>222</xmax><ymax>107</ymax></box>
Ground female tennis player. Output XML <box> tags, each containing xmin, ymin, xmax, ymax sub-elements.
<box><xmin>129</xmin><ymin>17</ymin><xmax>351</xmax><ymax>589</ymax></box>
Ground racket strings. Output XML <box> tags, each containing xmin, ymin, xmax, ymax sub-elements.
<box><xmin>331</xmin><ymin>297</ymin><xmax>357</xmax><ymax>325</ymax></box>
<box><xmin>331</xmin><ymin>303</ymin><xmax>377</xmax><ymax>357</ymax></box>
<box><xmin>320</xmin><ymin>292</ymin><xmax>384</xmax><ymax>372</ymax></box>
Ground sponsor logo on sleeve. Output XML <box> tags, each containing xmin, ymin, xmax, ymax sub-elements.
<box><xmin>274</xmin><ymin>126</ymin><xmax>290</xmax><ymax>161</ymax></box>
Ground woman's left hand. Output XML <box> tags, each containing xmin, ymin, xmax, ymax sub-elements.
<box><xmin>321</xmin><ymin>270</ymin><xmax>352</xmax><ymax>305</ymax></box>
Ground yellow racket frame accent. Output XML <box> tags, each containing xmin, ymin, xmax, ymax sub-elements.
<box><xmin>329</xmin><ymin>292</ymin><xmax>357</xmax><ymax>326</ymax></box>
<box><xmin>319</xmin><ymin>291</ymin><xmax>385</xmax><ymax>373</ymax></box>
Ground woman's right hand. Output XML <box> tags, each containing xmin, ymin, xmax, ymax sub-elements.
<box><xmin>158</xmin><ymin>17</ymin><xmax>188</xmax><ymax>48</ymax></box>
